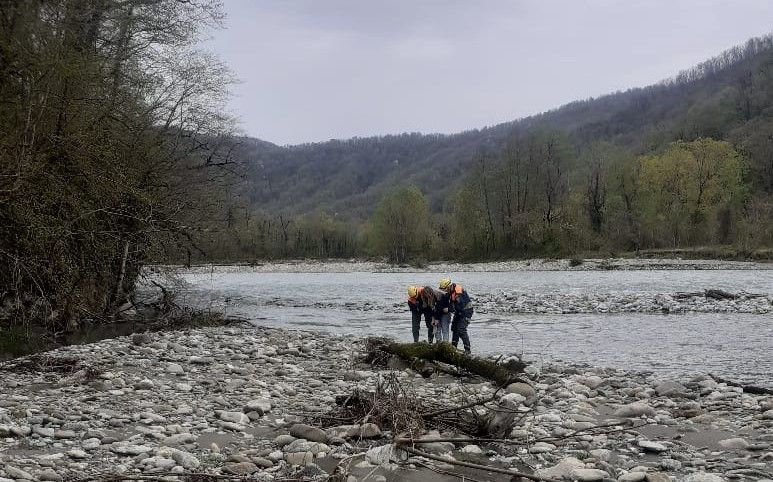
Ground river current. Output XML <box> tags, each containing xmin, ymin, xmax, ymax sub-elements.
<box><xmin>166</xmin><ymin>268</ymin><xmax>773</xmax><ymax>387</ymax></box>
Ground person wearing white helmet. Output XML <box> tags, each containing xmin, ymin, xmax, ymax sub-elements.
<box><xmin>439</xmin><ymin>278</ymin><xmax>473</xmax><ymax>354</ymax></box>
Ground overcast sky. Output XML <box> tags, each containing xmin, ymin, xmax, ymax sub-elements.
<box><xmin>205</xmin><ymin>0</ymin><xmax>773</xmax><ymax>145</ymax></box>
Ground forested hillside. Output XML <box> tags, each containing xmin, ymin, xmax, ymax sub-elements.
<box><xmin>199</xmin><ymin>34</ymin><xmax>773</xmax><ymax>262</ymax></box>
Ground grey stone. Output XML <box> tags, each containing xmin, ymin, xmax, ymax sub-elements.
<box><xmin>285</xmin><ymin>439</ymin><xmax>329</xmax><ymax>455</ymax></box>
<box><xmin>289</xmin><ymin>423</ymin><xmax>327</xmax><ymax>443</ymax></box>
<box><xmin>535</xmin><ymin>457</ymin><xmax>585</xmax><ymax>479</ymax></box>
<box><xmin>274</xmin><ymin>434</ymin><xmax>296</xmax><ymax>447</ymax></box>
<box><xmin>218</xmin><ymin>411</ymin><xmax>250</xmax><ymax>425</ymax></box>
<box><xmin>110</xmin><ymin>443</ymin><xmax>153</xmax><ymax>455</ymax></box>
<box><xmin>285</xmin><ymin>451</ymin><xmax>313</xmax><ymax>466</ymax></box>
<box><xmin>346</xmin><ymin>423</ymin><xmax>382</xmax><ymax>439</ymax></box>
<box><xmin>529</xmin><ymin>442</ymin><xmax>556</xmax><ymax>453</ymax></box>
<box><xmin>571</xmin><ymin>468</ymin><xmax>609</xmax><ymax>481</ymax></box>
<box><xmin>81</xmin><ymin>438</ymin><xmax>101</xmax><ymax>450</ymax></box>
<box><xmin>417</xmin><ymin>441</ymin><xmax>454</xmax><ymax>455</ymax></box>
<box><xmin>645</xmin><ymin>474</ymin><xmax>671</xmax><ymax>482</ymax></box>
<box><xmin>659</xmin><ymin>458</ymin><xmax>681</xmax><ymax>471</ymax></box>
<box><xmin>505</xmin><ymin>382</ymin><xmax>536</xmax><ymax>398</ymax></box>
<box><xmin>613</xmin><ymin>402</ymin><xmax>655</xmax><ymax>418</ymax></box>
<box><xmin>638</xmin><ymin>440</ymin><xmax>668</xmax><ymax>453</ymax></box>
<box><xmin>243</xmin><ymin>398</ymin><xmax>272</xmax><ymax>414</ymax></box>
<box><xmin>252</xmin><ymin>457</ymin><xmax>274</xmax><ymax>468</ymax></box>
<box><xmin>10</xmin><ymin>426</ymin><xmax>31</xmax><ymax>437</ymax></box>
<box><xmin>33</xmin><ymin>426</ymin><xmax>55</xmax><ymax>437</ymax></box>
<box><xmin>223</xmin><ymin>462</ymin><xmax>259</xmax><ymax>475</ymax></box>
<box><xmin>162</xmin><ymin>433</ymin><xmax>197</xmax><ymax>445</ymax></box>
<box><xmin>655</xmin><ymin>380</ymin><xmax>690</xmax><ymax>398</ymax></box>
<box><xmin>170</xmin><ymin>449</ymin><xmax>200</xmax><ymax>469</ymax></box>
<box><xmin>718</xmin><ymin>437</ymin><xmax>749</xmax><ymax>450</ymax></box>
<box><xmin>618</xmin><ymin>473</ymin><xmax>647</xmax><ymax>482</ymax></box>
<box><xmin>5</xmin><ymin>466</ymin><xmax>34</xmax><ymax>480</ymax></box>
<box><xmin>134</xmin><ymin>379</ymin><xmax>155</xmax><ymax>390</ymax></box>
<box><xmin>132</xmin><ymin>333</ymin><xmax>151</xmax><ymax>345</ymax></box>
<box><xmin>580</xmin><ymin>375</ymin><xmax>605</xmax><ymax>389</ymax></box>
<box><xmin>589</xmin><ymin>448</ymin><xmax>613</xmax><ymax>462</ymax></box>
<box><xmin>67</xmin><ymin>449</ymin><xmax>89</xmax><ymax>459</ymax></box>
<box><xmin>38</xmin><ymin>469</ymin><xmax>63</xmax><ymax>482</ymax></box>
<box><xmin>682</xmin><ymin>474</ymin><xmax>725</xmax><ymax>482</ymax></box>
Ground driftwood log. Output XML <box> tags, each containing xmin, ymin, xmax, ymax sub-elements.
<box><xmin>365</xmin><ymin>338</ymin><xmax>525</xmax><ymax>386</ymax></box>
<box><xmin>709</xmin><ymin>373</ymin><xmax>773</xmax><ymax>395</ymax></box>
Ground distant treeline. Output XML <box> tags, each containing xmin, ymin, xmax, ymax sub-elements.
<box><xmin>189</xmin><ymin>136</ymin><xmax>770</xmax><ymax>263</ymax></box>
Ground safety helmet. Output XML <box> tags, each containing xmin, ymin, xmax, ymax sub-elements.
<box><xmin>439</xmin><ymin>278</ymin><xmax>452</xmax><ymax>290</ymax></box>
<box><xmin>407</xmin><ymin>286</ymin><xmax>419</xmax><ymax>298</ymax></box>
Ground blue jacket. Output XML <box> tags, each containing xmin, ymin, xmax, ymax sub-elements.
<box><xmin>449</xmin><ymin>284</ymin><xmax>474</xmax><ymax>318</ymax></box>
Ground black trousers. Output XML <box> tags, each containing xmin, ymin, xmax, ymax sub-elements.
<box><xmin>451</xmin><ymin>314</ymin><xmax>471</xmax><ymax>353</ymax></box>
<box><xmin>412</xmin><ymin>311</ymin><xmax>434</xmax><ymax>343</ymax></box>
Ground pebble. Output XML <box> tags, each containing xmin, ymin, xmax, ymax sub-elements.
<box><xmin>638</xmin><ymin>440</ymin><xmax>668</xmax><ymax>453</ymax></box>
<box><xmin>223</xmin><ymin>462</ymin><xmax>259</xmax><ymax>475</ymax></box>
<box><xmin>571</xmin><ymin>468</ymin><xmax>609</xmax><ymax>481</ymax></box>
<box><xmin>618</xmin><ymin>473</ymin><xmax>647</xmax><ymax>482</ymax></box>
<box><xmin>718</xmin><ymin>437</ymin><xmax>750</xmax><ymax>451</ymax></box>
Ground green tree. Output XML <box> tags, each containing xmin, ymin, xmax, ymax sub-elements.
<box><xmin>369</xmin><ymin>186</ymin><xmax>431</xmax><ymax>263</ymax></box>
<box><xmin>637</xmin><ymin>138</ymin><xmax>747</xmax><ymax>246</ymax></box>
<box><xmin>0</xmin><ymin>0</ymin><xmax>234</xmax><ymax>332</ymax></box>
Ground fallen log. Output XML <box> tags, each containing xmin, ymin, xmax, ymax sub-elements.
<box><xmin>708</xmin><ymin>373</ymin><xmax>773</xmax><ymax>395</ymax></box>
<box><xmin>365</xmin><ymin>338</ymin><xmax>525</xmax><ymax>386</ymax></box>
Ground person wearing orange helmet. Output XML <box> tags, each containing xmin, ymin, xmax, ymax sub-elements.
<box><xmin>439</xmin><ymin>278</ymin><xmax>473</xmax><ymax>354</ymax></box>
<box><xmin>407</xmin><ymin>285</ymin><xmax>434</xmax><ymax>343</ymax></box>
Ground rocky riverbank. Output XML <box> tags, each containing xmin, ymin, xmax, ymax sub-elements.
<box><xmin>156</xmin><ymin>257</ymin><xmax>773</xmax><ymax>275</ymax></box>
<box><xmin>1</xmin><ymin>326</ymin><xmax>771</xmax><ymax>482</ymax></box>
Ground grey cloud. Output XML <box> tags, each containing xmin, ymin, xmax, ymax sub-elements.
<box><xmin>206</xmin><ymin>0</ymin><xmax>773</xmax><ymax>145</ymax></box>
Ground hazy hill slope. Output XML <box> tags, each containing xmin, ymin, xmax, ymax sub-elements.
<box><xmin>238</xmin><ymin>35</ymin><xmax>773</xmax><ymax>219</ymax></box>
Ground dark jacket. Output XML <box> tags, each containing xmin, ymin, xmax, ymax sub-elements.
<box><xmin>431</xmin><ymin>289</ymin><xmax>451</xmax><ymax>319</ymax></box>
<box><xmin>449</xmin><ymin>283</ymin><xmax>474</xmax><ymax>318</ymax></box>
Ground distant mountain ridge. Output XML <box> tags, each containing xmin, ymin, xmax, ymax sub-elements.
<box><xmin>236</xmin><ymin>34</ymin><xmax>773</xmax><ymax>219</ymax></box>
